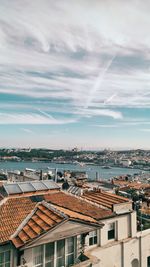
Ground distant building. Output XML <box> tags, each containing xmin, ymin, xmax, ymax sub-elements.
<box><xmin>120</xmin><ymin>159</ymin><xmax>132</xmax><ymax>167</ymax></box>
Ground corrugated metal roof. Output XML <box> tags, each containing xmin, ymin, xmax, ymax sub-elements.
<box><xmin>2</xmin><ymin>181</ymin><xmax>60</xmax><ymax>196</ymax></box>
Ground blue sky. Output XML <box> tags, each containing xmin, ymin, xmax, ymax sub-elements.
<box><xmin>0</xmin><ymin>0</ymin><xmax>150</xmax><ymax>149</ymax></box>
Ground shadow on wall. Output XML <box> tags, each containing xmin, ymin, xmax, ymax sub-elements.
<box><xmin>131</xmin><ymin>258</ymin><xmax>139</xmax><ymax>267</ymax></box>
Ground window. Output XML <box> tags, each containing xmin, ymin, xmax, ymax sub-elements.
<box><xmin>56</xmin><ymin>240</ymin><xmax>65</xmax><ymax>267</ymax></box>
<box><xmin>66</xmin><ymin>237</ymin><xmax>76</xmax><ymax>267</ymax></box>
<box><xmin>131</xmin><ymin>259</ymin><xmax>139</xmax><ymax>267</ymax></box>
<box><xmin>89</xmin><ymin>231</ymin><xmax>97</xmax><ymax>246</ymax></box>
<box><xmin>108</xmin><ymin>223</ymin><xmax>115</xmax><ymax>240</ymax></box>
<box><xmin>33</xmin><ymin>237</ymin><xmax>77</xmax><ymax>267</ymax></box>
<box><xmin>33</xmin><ymin>245</ymin><xmax>43</xmax><ymax>267</ymax></box>
<box><xmin>147</xmin><ymin>256</ymin><xmax>150</xmax><ymax>267</ymax></box>
<box><xmin>45</xmin><ymin>242</ymin><xmax>54</xmax><ymax>267</ymax></box>
<box><xmin>0</xmin><ymin>251</ymin><xmax>11</xmax><ymax>267</ymax></box>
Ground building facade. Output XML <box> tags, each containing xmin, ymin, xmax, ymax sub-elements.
<box><xmin>0</xmin><ymin>181</ymin><xmax>150</xmax><ymax>267</ymax></box>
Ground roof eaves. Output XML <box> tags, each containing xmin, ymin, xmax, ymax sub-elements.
<box><xmin>70</xmin><ymin>218</ymin><xmax>104</xmax><ymax>228</ymax></box>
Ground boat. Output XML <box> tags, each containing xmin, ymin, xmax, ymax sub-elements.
<box><xmin>101</xmin><ymin>166</ymin><xmax>112</xmax><ymax>169</ymax></box>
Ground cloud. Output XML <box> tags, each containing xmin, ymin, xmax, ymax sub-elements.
<box><xmin>140</xmin><ymin>129</ymin><xmax>150</xmax><ymax>132</ymax></box>
<box><xmin>0</xmin><ymin>112</ymin><xmax>77</xmax><ymax>125</ymax></box>
<box><xmin>21</xmin><ymin>128</ymin><xmax>34</xmax><ymax>134</ymax></box>
<box><xmin>93</xmin><ymin>119</ymin><xmax>150</xmax><ymax>128</ymax></box>
<box><xmin>77</xmin><ymin>108</ymin><xmax>123</xmax><ymax>119</ymax></box>
<box><xmin>93</xmin><ymin>124</ymin><xmax>119</xmax><ymax>128</ymax></box>
<box><xmin>0</xmin><ymin>0</ymin><xmax>150</xmax><ymax>126</ymax></box>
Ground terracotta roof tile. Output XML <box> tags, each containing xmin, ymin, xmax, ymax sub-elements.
<box><xmin>0</xmin><ymin>190</ymin><xmax>113</xmax><ymax>246</ymax></box>
<box><xmin>52</xmin><ymin>205</ymin><xmax>98</xmax><ymax>224</ymax></box>
<box><xmin>0</xmin><ymin>197</ymin><xmax>36</xmax><ymax>243</ymax></box>
<box><xmin>11</xmin><ymin>202</ymin><xmax>65</xmax><ymax>248</ymax></box>
<box><xmin>44</xmin><ymin>192</ymin><xmax>112</xmax><ymax>220</ymax></box>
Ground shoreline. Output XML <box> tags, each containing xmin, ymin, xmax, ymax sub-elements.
<box><xmin>0</xmin><ymin>160</ymin><xmax>149</xmax><ymax>172</ymax></box>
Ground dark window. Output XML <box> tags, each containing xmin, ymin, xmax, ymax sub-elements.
<box><xmin>147</xmin><ymin>256</ymin><xmax>150</xmax><ymax>267</ymax></box>
<box><xmin>108</xmin><ymin>223</ymin><xmax>115</xmax><ymax>240</ymax></box>
<box><xmin>45</xmin><ymin>242</ymin><xmax>54</xmax><ymax>267</ymax></box>
<box><xmin>89</xmin><ymin>231</ymin><xmax>97</xmax><ymax>246</ymax></box>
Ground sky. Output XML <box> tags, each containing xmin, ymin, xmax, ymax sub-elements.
<box><xmin>0</xmin><ymin>0</ymin><xmax>150</xmax><ymax>149</ymax></box>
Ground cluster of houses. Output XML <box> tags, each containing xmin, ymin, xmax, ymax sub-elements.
<box><xmin>0</xmin><ymin>178</ymin><xmax>150</xmax><ymax>267</ymax></box>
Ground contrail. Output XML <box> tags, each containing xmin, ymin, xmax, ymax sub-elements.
<box><xmin>38</xmin><ymin>109</ymin><xmax>53</xmax><ymax>119</ymax></box>
<box><xmin>85</xmin><ymin>54</ymin><xmax>116</xmax><ymax>109</ymax></box>
<box><xmin>104</xmin><ymin>93</ymin><xmax>117</xmax><ymax>105</ymax></box>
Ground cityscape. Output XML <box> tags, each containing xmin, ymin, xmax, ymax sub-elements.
<box><xmin>1</xmin><ymin>1</ymin><xmax>150</xmax><ymax>267</ymax></box>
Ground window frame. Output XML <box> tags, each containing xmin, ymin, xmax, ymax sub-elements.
<box><xmin>88</xmin><ymin>230</ymin><xmax>98</xmax><ymax>246</ymax></box>
<box><xmin>32</xmin><ymin>245</ymin><xmax>43</xmax><ymax>267</ymax></box>
<box><xmin>0</xmin><ymin>250</ymin><xmax>11</xmax><ymax>267</ymax></box>
<box><xmin>107</xmin><ymin>222</ymin><xmax>115</xmax><ymax>240</ymax></box>
<box><xmin>32</xmin><ymin>237</ymin><xmax>77</xmax><ymax>267</ymax></box>
<box><xmin>65</xmin><ymin>237</ymin><xmax>77</xmax><ymax>267</ymax></box>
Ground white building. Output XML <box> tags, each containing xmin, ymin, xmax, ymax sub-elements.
<box><xmin>120</xmin><ymin>159</ymin><xmax>132</xmax><ymax>167</ymax></box>
<box><xmin>0</xmin><ymin>181</ymin><xmax>150</xmax><ymax>267</ymax></box>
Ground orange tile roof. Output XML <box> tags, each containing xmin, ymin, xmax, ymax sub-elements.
<box><xmin>82</xmin><ymin>191</ymin><xmax>129</xmax><ymax>210</ymax></box>
<box><xmin>0</xmin><ymin>191</ymin><xmax>107</xmax><ymax>246</ymax></box>
<box><xmin>44</xmin><ymin>192</ymin><xmax>113</xmax><ymax>219</ymax></box>
<box><xmin>11</xmin><ymin>202</ymin><xmax>65</xmax><ymax>248</ymax></box>
<box><xmin>52</xmin><ymin>205</ymin><xmax>98</xmax><ymax>224</ymax></box>
<box><xmin>0</xmin><ymin>197</ymin><xmax>36</xmax><ymax>243</ymax></box>
<box><xmin>113</xmin><ymin>180</ymin><xmax>150</xmax><ymax>190</ymax></box>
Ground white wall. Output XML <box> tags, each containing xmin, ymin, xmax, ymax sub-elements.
<box><xmin>98</xmin><ymin>212</ymin><xmax>136</xmax><ymax>247</ymax></box>
<box><xmin>90</xmin><ymin>228</ymin><xmax>150</xmax><ymax>267</ymax></box>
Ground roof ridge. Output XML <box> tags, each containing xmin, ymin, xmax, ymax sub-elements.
<box><xmin>50</xmin><ymin>204</ymin><xmax>102</xmax><ymax>226</ymax></box>
<box><xmin>0</xmin><ymin>196</ymin><xmax>9</xmax><ymax>207</ymax></box>
<box><xmin>41</xmin><ymin>201</ymin><xmax>68</xmax><ymax>219</ymax></box>
<box><xmin>65</xmin><ymin>191</ymin><xmax>110</xmax><ymax>211</ymax></box>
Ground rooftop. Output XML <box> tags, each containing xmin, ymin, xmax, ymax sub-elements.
<box><xmin>113</xmin><ymin>180</ymin><xmax>150</xmax><ymax>190</ymax></box>
<box><xmin>44</xmin><ymin>191</ymin><xmax>113</xmax><ymax>220</ymax></box>
<box><xmin>0</xmin><ymin>180</ymin><xmax>60</xmax><ymax>196</ymax></box>
<box><xmin>0</xmin><ymin>197</ymin><xmax>36</xmax><ymax>243</ymax></box>
<box><xmin>82</xmin><ymin>190</ymin><xmax>130</xmax><ymax>210</ymax></box>
<box><xmin>11</xmin><ymin>202</ymin><xmax>66</xmax><ymax>248</ymax></box>
<box><xmin>0</xmin><ymin>185</ymin><xmax>109</xmax><ymax>245</ymax></box>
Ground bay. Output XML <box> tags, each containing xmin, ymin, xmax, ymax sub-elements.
<box><xmin>0</xmin><ymin>161</ymin><xmax>147</xmax><ymax>180</ymax></box>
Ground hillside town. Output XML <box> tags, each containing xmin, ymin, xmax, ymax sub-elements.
<box><xmin>1</xmin><ymin>164</ymin><xmax>150</xmax><ymax>266</ymax></box>
<box><xmin>1</xmin><ymin>148</ymin><xmax>150</xmax><ymax>170</ymax></box>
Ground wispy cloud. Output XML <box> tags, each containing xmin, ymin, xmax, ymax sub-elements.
<box><xmin>93</xmin><ymin>124</ymin><xmax>119</xmax><ymax>128</ymax></box>
<box><xmin>140</xmin><ymin>129</ymin><xmax>150</xmax><ymax>132</ymax></box>
<box><xmin>93</xmin><ymin>119</ymin><xmax>150</xmax><ymax>128</ymax></box>
<box><xmin>21</xmin><ymin>128</ymin><xmax>34</xmax><ymax>134</ymax></box>
<box><xmin>0</xmin><ymin>2</ymin><xmax>150</xmax><ymax>99</ymax></box>
<box><xmin>77</xmin><ymin>108</ymin><xmax>123</xmax><ymax>119</ymax></box>
<box><xmin>0</xmin><ymin>112</ymin><xmax>77</xmax><ymax>125</ymax></box>
<box><xmin>0</xmin><ymin>0</ymin><xmax>150</xmax><ymax>131</ymax></box>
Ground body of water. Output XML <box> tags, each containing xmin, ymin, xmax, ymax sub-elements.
<box><xmin>0</xmin><ymin>161</ymin><xmax>148</xmax><ymax>180</ymax></box>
